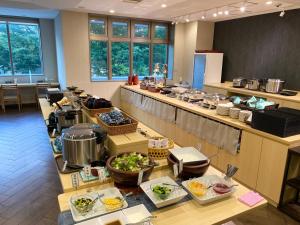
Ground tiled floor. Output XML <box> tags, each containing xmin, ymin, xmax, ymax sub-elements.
<box><xmin>0</xmin><ymin>106</ymin><xmax>299</xmax><ymax>225</ymax></box>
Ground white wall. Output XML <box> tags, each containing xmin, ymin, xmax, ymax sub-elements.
<box><xmin>172</xmin><ymin>21</ymin><xmax>215</xmax><ymax>85</ymax></box>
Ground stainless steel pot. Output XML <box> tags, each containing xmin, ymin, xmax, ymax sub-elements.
<box><xmin>265</xmin><ymin>79</ymin><xmax>285</xmax><ymax>93</ymax></box>
<box><xmin>62</xmin><ymin>124</ymin><xmax>107</xmax><ymax>167</ymax></box>
<box><xmin>55</xmin><ymin>106</ymin><xmax>82</xmax><ymax>133</ymax></box>
<box><xmin>233</xmin><ymin>78</ymin><xmax>247</xmax><ymax>88</ymax></box>
<box><xmin>247</xmin><ymin>79</ymin><xmax>261</xmax><ymax>90</ymax></box>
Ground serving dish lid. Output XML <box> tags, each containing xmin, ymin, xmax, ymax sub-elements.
<box><xmin>169</xmin><ymin>147</ymin><xmax>208</xmax><ymax>164</ymax></box>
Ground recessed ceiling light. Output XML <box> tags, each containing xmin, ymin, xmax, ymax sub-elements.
<box><xmin>266</xmin><ymin>1</ymin><xmax>273</xmax><ymax>5</ymax></box>
<box><xmin>161</xmin><ymin>4</ymin><xmax>167</xmax><ymax>8</ymax></box>
<box><xmin>109</xmin><ymin>9</ymin><xmax>115</xmax><ymax>13</ymax></box>
<box><xmin>201</xmin><ymin>15</ymin><xmax>206</xmax><ymax>20</ymax></box>
<box><xmin>213</xmin><ymin>13</ymin><xmax>217</xmax><ymax>17</ymax></box>
<box><xmin>240</xmin><ymin>6</ymin><xmax>246</xmax><ymax>12</ymax></box>
<box><xmin>224</xmin><ymin>10</ymin><xmax>229</xmax><ymax>15</ymax></box>
<box><xmin>218</xmin><ymin>11</ymin><xmax>223</xmax><ymax>15</ymax></box>
<box><xmin>185</xmin><ymin>18</ymin><xmax>190</xmax><ymax>22</ymax></box>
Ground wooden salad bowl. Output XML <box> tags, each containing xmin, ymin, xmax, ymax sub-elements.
<box><xmin>167</xmin><ymin>154</ymin><xmax>210</xmax><ymax>180</ymax></box>
<box><xmin>106</xmin><ymin>152</ymin><xmax>155</xmax><ymax>186</ymax></box>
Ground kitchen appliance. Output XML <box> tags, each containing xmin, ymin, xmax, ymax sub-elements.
<box><xmin>247</xmin><ymin>79</ymin><xmax>261</xmax><ymax>90</ymax></box>
<box><xmin>265</xmin><ymin>79</ymin><xmax>285</xmax><ymax>93</ymax></box>
<box><xmin>62</xmin><ymin>123</ymin><xmax>107</xmax><ymax>168</ymax></box>
<box><xmin>47</xmin><ymin>88</ymin><xmax>64</xmax><ymax>105</ymax></box>
<box><xmin>233</xmin><ymin>78</ymin><xmax>247</xmax><ymax>88</ymax></box>
<box><xmin>55</xmin><ymin>105</ymin><xmax>82</xmax><ymax>133</ymax></box>
<box><xmin>251</xmin><ymin>107</ymin><xmax>300</xmax><ymax>137</ymax></box>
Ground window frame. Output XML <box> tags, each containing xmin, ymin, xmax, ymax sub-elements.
<box><xmin>89</xmin><ymin>16</ymin><xmax>108</xmax><ymax>38</ymax></box>
<box><xmin>0</xmin><ymin>17</ymin><xmax>44</xmax><ymax>77</ymax></box>
<box><xmin>89</xmin><ymin>15</ymin><xmax>171</xmax><ymax>82</ymax></box>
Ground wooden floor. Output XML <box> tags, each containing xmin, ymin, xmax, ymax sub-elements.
<box><xmin>0</xmin><ymin>106</ymin><xmax>299</xmax><ymax>225</ymax></box>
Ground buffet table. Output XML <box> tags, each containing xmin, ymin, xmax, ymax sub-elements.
<box><xmin>38</xmin><ymin>97</ymin><xmax>268</xmax><ymax>225</ymax></box>
<box><xmin>120</xmin><ymin>85</ymin><xmax>300</xmax><ymax>206</ymax></box>
<box><xmin>57</xmin><ymin>163</ymin><xmax>267</xmax><ymax>225</ymax></box>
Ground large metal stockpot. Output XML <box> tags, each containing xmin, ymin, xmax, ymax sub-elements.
<box><xmin>265</xmin><ymin>79</ymin><xmax>285</xmax><ymax>93</ymax></box>
<box><xmin>55</xmin><ymin>106</ymin><xmax>82</xmax><ymax>133</ymax></box>
<box><xmin>62</xmin><ymin>123</ymin><xmax>107</xmax><ymax>168</ymax></box>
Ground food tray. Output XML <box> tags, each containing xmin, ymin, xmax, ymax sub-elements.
<box><xmin>182</xmin><ymin>175</ymin><xmax>236</xmax><ymax>205</ymax></box>
<box><xmin>148</xmin><ymin>86</ymin><xmax>161</xmax><ymax>93</ymax></box>
<box><xmin>96</xmin><ymin>111</ymin><xmax>138</xmax><ymax>136</ymax></box>
<box><xmin>140</xmin><ymin>83</ymin><xmax>148</xmax><ymax>90</ymax></box>
<box><xmin>69</xmin><ymin>187</ymin><xmax>128</xmax><ymax>222</ymax></box>
<box><xmin>81</xmin><ymin>103</ymin><xmax>112</xmax><ymax>117</ymax></box>
<box><xmin>148</xmin><ymin>137</ymin><xmax>174</xmax><ymax>160</ymax></box>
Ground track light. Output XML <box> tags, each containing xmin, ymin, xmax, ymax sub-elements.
<box><xmin>280</xmin><ymin>10</ymin><xmax>285</xmax><ymax>17</ymax></box>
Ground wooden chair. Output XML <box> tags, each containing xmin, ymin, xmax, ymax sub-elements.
<box><xmin>35</xmin><ymin>83</ymin><xmax>50</xmax><ymax>107</ymax></box>
<box><xmin>1</xmin><ymin>84</ymin><xmax>22</xmax><ymax>112</ymax></box>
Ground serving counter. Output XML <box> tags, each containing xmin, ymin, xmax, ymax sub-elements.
<box><xmin>39</xmin><ymin>97</ymin><xmax>268</xmax><ymax>225</ymax></box>
<box><xmin>120</xmin><ymin>85</ymin><xmax>300</xmax><ymax>206</ymax></box>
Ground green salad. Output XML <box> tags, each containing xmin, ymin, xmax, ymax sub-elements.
<box><xmin>152</xmin><ymin>185</ymin><xmax>173</xmax><ymax>200</ymax></box>
<box><xmin>111</xmin><ymin>152</ymin><xmax>149</xmax><ymax>172</ymax></box>
<box><xmin>73</xmin><ymin>197</ymin><xmax>95</xmax><ymax>215</ymax></box>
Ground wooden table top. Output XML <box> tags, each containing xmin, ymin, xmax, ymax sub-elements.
<box><xmin>57</xmin><ymin>166</ymin><xmax>267</xmax><ymax>225</ymax></box>
<box><xmin>205</xmin><ymin>82</ymin><xmax>300</xmax><ymax>104</ymax></box>
<box><xmin>122</xmin><ymin>85</ymin><xmax>300</xmax><ymax>146</ymax></box>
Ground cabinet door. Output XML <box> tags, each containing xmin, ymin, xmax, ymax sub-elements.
<box><xmin>256</xmin><ymin>138</ymin><xmax>288</xmax><ymax>204</ymax></box>
<box><xmin>218</xmin><ymin>131</ymin><xmax>263</xmax><ymax>189</ymax></box>
<box><xmin>202</xmin><ymin>141</ymin><xmax>219</xmax><ymax>167</ymax></box>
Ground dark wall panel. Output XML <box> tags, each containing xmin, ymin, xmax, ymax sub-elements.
<box><xmin>213</xmin><ymin>9</ymin><xmax>300</xmax><ymax>90</ymax></box>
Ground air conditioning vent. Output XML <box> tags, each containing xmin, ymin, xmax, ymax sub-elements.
<box><xmin>122</xmin><ymin>0</ymin><xmax>143</xmax><ymax>3</ymax></box>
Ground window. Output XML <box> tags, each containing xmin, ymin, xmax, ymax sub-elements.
<box><xmin>133</xmin><ymin>43</ymin><xmax>149</xmax><ymax>77</ymax></box>
<box><xmin>89</xmin><ymin>16</ymin><xmax>172</xmax><ymax>81</ymax></box>
<box><xmin>90</xmin><ymin>19</ymin><xmax>106</xmax><ymax>35</ymax></box>
<box><xmin>112</xmin><ymin>21</ymin><xmax>128</xmax><ymax>38</ymax></box>
<box><xmin>0</xmin><ymin>22</ymin><xmax>11</xmax><ymax>75</ymax></box>
<box><xmin>152</xmin><ymin>44</ymin><xmax>168</xmax><ymax>76</ymax></box>
<box><xmin>90</xmin><ymin>40</ymin><xmax>108</xmax><ymax>80</ymax></box>
<box><xmin>134</xmin><ymin>23</ymin><xmax>149</xmax><ymax>38</ymax></box>
<box><xmin>154</xmin><ymin>24</ymin><xmax>168</xmax><ymax>40</ymax></box>
<box><xmin>111</xmin><ymin>42</ymin><xmax>130</xmax><ymax>79</ymax></box>
<box><xmin>0</xmin><ymin>20</ymin><xmax>43</xmax><ymax>76</ymax></box>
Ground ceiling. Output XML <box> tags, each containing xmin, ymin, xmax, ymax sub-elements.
<box><xmin>0</xmin><ymin>0</ymin><xmax>300</xmax><ymax>22</ymax></box>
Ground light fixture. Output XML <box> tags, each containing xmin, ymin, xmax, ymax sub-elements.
<box><xmin>185</xmin><ymin>18</ymin><xmax>190</xmax><ymax>22</ymax></box>
<box><xmin>266</xmin><ymin>1</ymin><xmax>273</xmax><ymax>5</ymax></box>
<box><xmin>213</xmin><ymin>12</ymin><xmax>218</xmax><ymax>17</ymax></box>
<box><xmin>171</xmin><ymin>21</ymin><xmax>175</xmax><ymax>25</ymax></box>
<box><xmin>224</xmin><ymin>10</ymin><xmax>229</xmax><ymax>15</ymax></box>
<box><xmin>109</xmin><ymin>9</ymin><xmax>115</xmax><ymax>13</ymax></box>
<box><xmin>201</xmin><ymin>15</ymin><xmax>206</xmax><ymax>20</ymax></box>
<box><xmin>218</xmin><ymin>11</ymin><xmax>223</xmax><ymax>15</ymax></box>
<box><xmin>161</xmin><ymin>4</ymin><xmax>167</xmax><ymax>8</ymax></box>
<box><xmin>280</xmin><ymin>10</ymin><xmax>285</xmax><ymax>17</ymax></box>
<box><xmin>240</xmin><ymin>6</ymin><xmax>246</xmax><ymax>12</ymax></box>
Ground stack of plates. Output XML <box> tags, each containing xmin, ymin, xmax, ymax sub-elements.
<box><xmin>216</xmin><ymin>104</ymin><xmax>232</xmax><ymax>116</ymax></box>
<box><xmin>229</xmin><ymin>108</ymin><xmax>241</xmax><ymax>119</ymax></box>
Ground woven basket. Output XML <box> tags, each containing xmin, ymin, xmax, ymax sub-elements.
<box><xmin>81</xmin><ymin>103</ymin><xmax>112</xmax><ymax>117</ymax></box>
<box><xmin>148</xmin><ymin>137</ymin><xmax>174</xmax><ymax>160</ymax></box>
<box><xmin>96</xmin><ymin>111</ymin><xmax>138</xmax><ymax>136</ymax></box>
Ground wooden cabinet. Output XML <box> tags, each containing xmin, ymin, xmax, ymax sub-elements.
<box><xmin>217</xmin><ymin>131</ymin><xmax>263</xmax><ymax>189</ymax></box>
<box><xmin>256</xmin><ymin>138</ymin><xmax>288</xmax><ymax>204</ymax></box>
<box><xmin>202</xmin><ymin>141</ymin><xmax>219</xmax><ymax>167</ymax></box>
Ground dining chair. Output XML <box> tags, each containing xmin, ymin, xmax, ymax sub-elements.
<box><xmin>1</xmin><ymin>84</ymin><xmax>22</xmax><ymax>112</ymax></box>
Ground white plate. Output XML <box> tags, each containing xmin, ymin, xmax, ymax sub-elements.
<box><xmin>122</xmin><ymin>204</ymin><xmax>152</xmax><ymax>224</ymax></box>
<box><xmin>169</xmin><ymin>147</ymin><xmax>208</xmax><ymax>164</ymax></box>
<box><xmin>69</xmin><ymin>187</ymin><xmax>128</xmax><ymax>222</ymax></box>
<box><xmin>77</xmin><ymin>205</ymin><xmax>152</xmax><ymax>225</ymax></box>
<box><xmin>77</xmin><ymin>211</ymin><xmax>128</xmax><ymax>225</ymax></box>
<box><xmin>182</xmin><ymin>175</ymin><xmax>236</xmax><ymax>205</ymax></box>
<box><xmin>140</xmin><ymin>176</ymin><xmax>188</xmax><ymax>208</ymax></box>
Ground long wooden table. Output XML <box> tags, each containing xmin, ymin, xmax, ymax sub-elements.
<box><xmin>39</xmin><ymin>98</ymin><xmax>268</xmax><ymax>224</ymax></box>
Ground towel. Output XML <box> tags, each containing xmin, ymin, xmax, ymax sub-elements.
<box><xmin>238</xmin><ymin>191</ymin><xmax>264</xmax><ymax>207</ymax></box>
